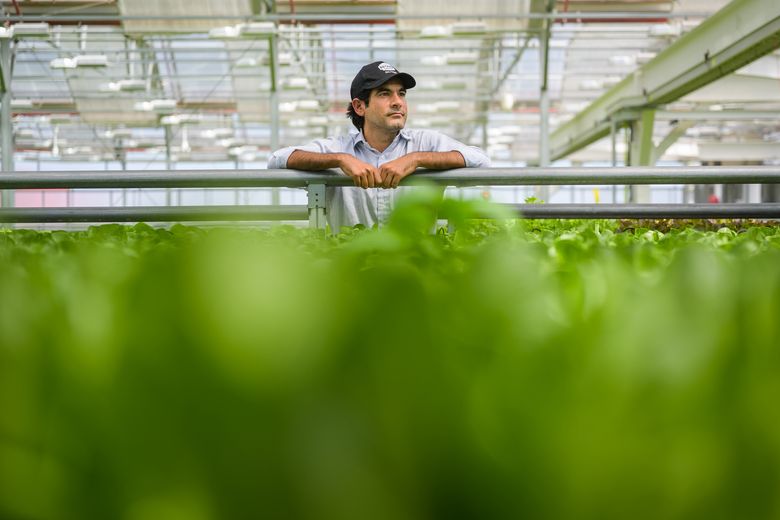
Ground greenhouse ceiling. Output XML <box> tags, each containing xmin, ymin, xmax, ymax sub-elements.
<box><xmin>1</xmin><ymin>0</ymin><xmax>779</xmax><ymax>166</ymax></box>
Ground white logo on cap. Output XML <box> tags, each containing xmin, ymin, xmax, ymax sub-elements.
<box><xmin>377</xmin><ymin>62</ymin><xmax>397</xmax><ymax>74</ymax></box>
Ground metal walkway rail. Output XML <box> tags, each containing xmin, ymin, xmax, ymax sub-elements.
<box><xmin>1</xmin><ymin>166</ymin><xmax>779</xmax><ymax>226</ymax></box>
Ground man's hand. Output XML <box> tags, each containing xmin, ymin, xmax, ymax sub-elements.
<box><xmin>379</xmin><ymin>155</ymin><xmax>419</xmax><ymax>189</ymax></box>
<box><xmin>338</xmin><ymin>155</ymin><xmax>382</xmax><ymax>189</ymax></box>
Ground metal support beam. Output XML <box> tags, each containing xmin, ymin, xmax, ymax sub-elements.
<box><xmin>550</xmin><ymin>0</ymin><xmax>780</xmax><ymax>161</ymax></box>
<box><xmin>0</xmin><ymin>205</ymin><xmax>308</xmax><ymax>224</ymax></box>
<box><xmin>2</xmin><ymin>203</ymin><xmax>779</xmax><ymax>224</ymax></box>
<box><xmin>269</xmin><ymin>31</ymin><xmax>281</xmax><ymax>207</ymax></box>
<box><xmin>481</xmin><ymin>203</ymin><xmax>780</xmax><ymax>219</ymax></box>
<box><xmin>164</xmin><ymin>126</ymin><xmax>174</xmax><ymax>206</ymax></box>
<box><xmin>3</xmin><ymin>167</ymin><xmax>780</xmax><ymax>189</ymax></box>
<box><xmin>537</xmin><ymin>0</ymin><xmax>553</xmax><ymax>201</ymax></box>
<box><xmin>652</xmin><ymin>120</ymin><xmax>695</xmax><ymax>163</ymax></box>
<box><xmin>627</xmin><ymin>110</ymin><xmax>655</xmax><ymax>202</ymax></box>
<box><xmin>1</xmin><ymin>37</ymin><xmax>14</xmax><ymax>209</ymax></box>
<box><xmin>307</xmin><ymin>183</ymin><xmax>326</xmax><ymax>229</ymax></box>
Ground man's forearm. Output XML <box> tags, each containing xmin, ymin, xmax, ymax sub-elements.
<box><xmin>409</xmin><ymin>151</ymin><xmax>466</xmax><ymax>170</ymax></box>
<box><xmin>287</xmin><ymin>149</ymin><xmax>348</xmax><ymax>170</ymax></box>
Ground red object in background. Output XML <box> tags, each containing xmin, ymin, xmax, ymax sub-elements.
<box><xmin>708</xmin><ymin>193</ymin><xmax>720</xmax><ymax>204</ymax></box>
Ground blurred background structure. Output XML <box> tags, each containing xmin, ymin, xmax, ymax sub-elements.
<box><xmin>1</xmin><ymin>0</ymin><xmax>779</xmax><ymax>208</ymax></box>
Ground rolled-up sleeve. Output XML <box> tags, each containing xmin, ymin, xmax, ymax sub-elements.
<box><xmin>420</xmin><ymin>130</ymin><xmax>491</xmax><ymax>168</ymax></box>
<box><xmin>267</xmin><ymin>136</ymin><xmax>350</xmax><ymax>169</ymax></box>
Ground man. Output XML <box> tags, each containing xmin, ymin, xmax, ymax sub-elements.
<box><xmin>267</xmin><ymin>61</ymin><xmax>490</xmax><ymax>231</ymax></box>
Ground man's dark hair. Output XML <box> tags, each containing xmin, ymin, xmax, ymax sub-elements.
<box><xmin>346</xmin><ymin>89</ymin><xmax>370</xmax><ymax>130</ymax></box>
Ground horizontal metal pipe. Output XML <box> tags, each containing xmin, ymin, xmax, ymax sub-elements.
<box><xmin>2</xmin><ymin>167</ymin><xmax>780</xmax><ymax>189</ymax></box>
<box><xmin>485</xmin><ymin>203</ymin><xmax>780</xmax><ymax>219</ymax></box>
<box><xmin>0</xmin><ymin>205</ymin><xmax>308</xmax><ymax>223</ymax></box>
<box><xmin>3</xmin><ymin>203</ymin><xmax>778</xmax><ymax>223</ymax></box>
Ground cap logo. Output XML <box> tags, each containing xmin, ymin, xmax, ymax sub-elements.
<box><xmin>377</xmin><ymin>62</ymin><xmax>397</xmax><ymax>74</ymax></box>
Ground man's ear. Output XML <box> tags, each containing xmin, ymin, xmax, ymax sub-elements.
<box><xmin>352</xmin><ymin>98</ymin><xmax>366</xmax><ymax>116</ymax></box>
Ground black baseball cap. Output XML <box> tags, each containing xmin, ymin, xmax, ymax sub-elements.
<box><xmin>350</xmin><ymin>61</ymin><xmax>416</xmax><ymax>100</ymax></box>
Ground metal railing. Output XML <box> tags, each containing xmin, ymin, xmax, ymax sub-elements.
<box><xmin>1</xmin><ymin>166</ymin><xmax>780</xmax><ymax>226</ymax></box>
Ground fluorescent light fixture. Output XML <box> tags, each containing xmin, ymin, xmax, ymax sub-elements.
<box><xmin>262</xmin><ymin>52</ymin><xmax>292</xmax><ymax>66</ymax></box>
<box><xmin>117</xmin><ymin>79</ymin><xmax>147</xmax><ymax>91</ymax></box>
<box><xmin>161</xmin><ymin>113</ymin><xmax>201</xmax><ymax>125</ymax></box>
<box><xmin>636</xmin><ymin>52</ymin><xmax>657</xmax><ymax>64</ymax></box>
<box><xmin>74</xmin><ymin>55</ymin><xmax>109</xmax><ymax>67</ymax></box>
<box><xmin>500</xmin><ymin>92</ymin><xmax>514</xmax><ymax>111</ymax></box>
<box><xmin>10</xmin><ymin>99</ymin><xmax>35</xmax><ymax>109</ymax></box>
<box><xmin>602</xmin><ymin>76</ymin><xmax>622</xmax><ymax>87</ymax></box>
<box><xmin>10</xmin><ymin>22</ymin><xmax>50</xmax><ymax>38</ymax></box>
<box><xmin>160</xmin><ymin>115</ymin><xmax>182</xmax><ymax>125</ymax></box>
<box><xmin>99</xmin><ymin>82</ymin><xmax>122</xmax><ymax>92</ymax></box>
<box><xmin>209</xmin><ymin>26</ymin><xmax>241</xmax><ymax>39</ymax></box>
<box><xmin>578</xmin><ymin>79</ymin><xmax>603</xmax><ymax>90</ymax></box>
<box><xmin>420</xmin><ymin>25</ymin><xmax>451</xmax><ymax>38</ymax></box>
<box><xmin>420</xmin><ymin>55</ymin><xmax>447</xmax><ymax>67</ymax></box>
<box><xmin>649</xmin><ymin>23</ymin><xmax>681</xmax><ymax>37</ymax></box>
<box><xmin>106</xmin><ymin>128</ymin><xmax>134</xmax><ymax>139</ymax></box>
<box><xmin>608</xmin><ymin>55</ymin><xmax>635</xmax><ymax>67</ymax></box>
<box><xmin>451</xmin><ymin>21</ymin><xmax>486</xmax><ymax>36</ymax></box>
<box><xmin>150</xmin><ymin>99</ymin><xmax>177</xmax><ymax>112</ymax></box>
<box><xmin>282</xmin><ymin>77</ymin><xmax>310</xmax><ymax>90</ymax></box>
<box><xmin>200</xmin><ymin>127</ymin><xmax>234</xmax><ymax>139</ymax></box>
<box><xmin>50</xmin><ymin>58</ymin><xmax>77</xmax><ymax>69</ymax></box>
<box><xmin>446</xmin><ymin>52</ymin><xmax>478</xmax><ymax>65</ymax></box>
<box><xmin>279</xmin><ymin>102</ymin><xmax>297</xmax><ymax>113</ymax></box>
<box><xmin>228</xmin><ymin>145</ymin><xmax>259</xmax><ymax>157</ymax></box>
<box><xmin>134</xmin><ymin>99</ymin><xmax>177</xmax><ymax>112</ymax></box>
<box><xmin>296</xmin><ymin>100</ymin><xmax>320</xmax><ymax>111</ymax></box>
<box><xmin>235</xmin><ymin>57</ymin><xmax>259</xmax><ymax>68</ymax></box>
<box><xmin>239</xmin><ymin>22</ymin><xmax>275</xmax><ymax>37</ymax></box>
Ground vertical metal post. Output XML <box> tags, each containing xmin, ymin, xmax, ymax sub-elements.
<box><xmin>537</xmin><ymin>5</ymin><xmax>552</xmax><ymax>202</ymax></box>
<box><xmin>164</xmin><ymin>126</ymin><xmax>173</xmax><ymax>206</ymax></box>
<box><xmin>628</xmin><ymin>109</ymin><xmax>655</xmax><ymax>203</ymax></box>
<box><xmin>610</xmin><ymin>118</ymin><xmax>617</xmax><ymax>202</ymax></box>
<box><xmin>269</xmin><ymin>31</ymin><xmax>281</xmax><ymax>207</ymax></box>
<box><xmin>307</xmin><ymin>183</ymin><xmax>326</xmax><ymax>230</ymax></box>
<box><xmin>1</xmin><ymin>37</ymin><xmax>14</xmax><ymax>208</ymax></box>
<box><xmin>747</xmin><ymin>183</ymin><xmax>762</xmax><ymax>203</ymax></box>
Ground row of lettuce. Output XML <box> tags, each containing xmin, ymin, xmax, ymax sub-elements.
<box><xmin>2</xmin><ymin>198</ymin><xmax>780</xmax><ymax>519</ymax></box>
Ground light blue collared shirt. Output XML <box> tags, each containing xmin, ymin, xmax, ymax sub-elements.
<box><xmin>267</xmin><ymin>128</ymin><xmax>490</xmax><ymax>231</ymax></box>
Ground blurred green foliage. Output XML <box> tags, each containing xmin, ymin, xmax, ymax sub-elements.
<box><xmin>2</xmin><ymin>192</ymin><xmax>780</xmax><ymax>519</ymax></box>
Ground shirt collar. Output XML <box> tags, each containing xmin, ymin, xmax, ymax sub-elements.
<box><xmin>352</xmin><ymin>128</ymin><xmax>411</xmax><ymax>151</ymax></box>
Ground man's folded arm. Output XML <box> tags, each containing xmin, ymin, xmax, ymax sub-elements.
<box><xmin>286</xmin><ymin>149</ymin><xmax>347</xmax><ymax>171</ymax></box>
<box><xmin>409</xmin><ymin>151</ymin><xmax>466</xmax><ymax>170</ymax></box>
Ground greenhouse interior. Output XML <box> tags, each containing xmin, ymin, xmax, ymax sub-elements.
<box><xmin>2</xmin><ymin>0</ymin><xmax>780</xmax><ymax>518</ymax></box>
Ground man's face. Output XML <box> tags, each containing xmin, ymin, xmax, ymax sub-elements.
<box><xmin>354</xmin><ymin>79</ymin><xmax>408</xmax><ymax>133</ymax></box>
